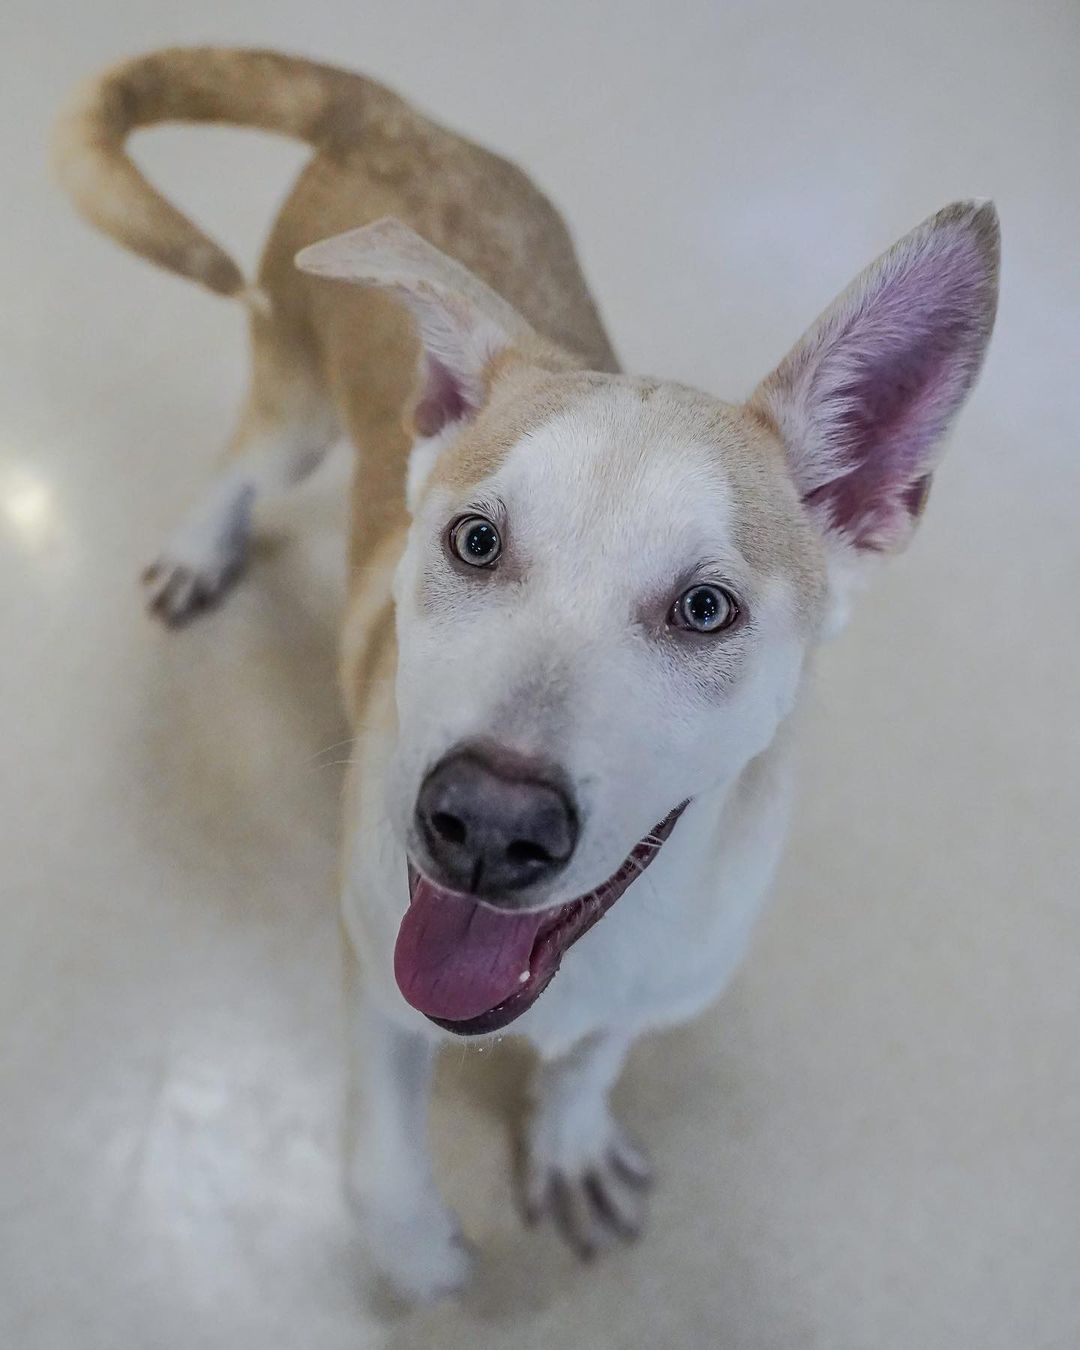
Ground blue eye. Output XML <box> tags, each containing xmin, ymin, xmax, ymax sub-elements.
<box><xmin>671</xmin><ymin>584</ymin><xmax>739</xmax><ymax>633</ymax></box>
<box><xmin>450</xmin><ymin>515</ymin><xmax>501</xmax><ymax>567</ymax></box>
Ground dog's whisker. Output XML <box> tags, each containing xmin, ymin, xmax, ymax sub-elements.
<box><xmin>589</xmin><ymin>822</ymin><xmax>667</xmax><ymax>920</ymax></box>
<box><xmin>305</xmin><ymin>736</ymin><xmax>357</xmax><ymax>765</ymax></box>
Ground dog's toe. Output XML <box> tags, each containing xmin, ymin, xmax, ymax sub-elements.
<box><xmin>522</xmin><ymin>1119</ymin><xmax>652</xmax><ymax>1258</ymax></box>
<box><xmin>391</xmin><ymin>1227</ymin><xmax>474</xmax><ymax>1305</ymax></box>
<box><xmin>141</xmin><ymin>550</ymin><xmax>242</xmax><ymax>626</ymax></box>
<box><xmin>351</xmin><ymin>1188</ymin><xmax>475</xmax><ymax>1305</ymax></box>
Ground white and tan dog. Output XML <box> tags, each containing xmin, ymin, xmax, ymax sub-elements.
<box><xmin>56</xmin><ymin>48</ymin><xmax>999</xmax><ymax>1302</ymax></box>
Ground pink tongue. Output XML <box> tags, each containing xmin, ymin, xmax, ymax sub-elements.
<box><xmin>394</xmin><ymin>876</ymin><xmax>548</xmax><ymax>1021</ymax></box>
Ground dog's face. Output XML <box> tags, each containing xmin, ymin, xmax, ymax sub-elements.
<box><xmin>391</xmin><ymin>371</ymin><xmax>824</xmax><ymax>904</ymax></box>
<box><xmin>298</xmin><ymin>202</ymin><xmax>998</xmax><ymax>1032</ymax></box>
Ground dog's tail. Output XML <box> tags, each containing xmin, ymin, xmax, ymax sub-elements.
<box><xmin>52</xmin><ymin>47</ymin><xmax>381</xmax><ymax>303</ymax></box>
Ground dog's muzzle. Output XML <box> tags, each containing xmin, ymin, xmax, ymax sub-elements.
<box><xmin>394</xmin><ymin>800</ymin><xmax>688</xmax><ymax>1035</ymax></box>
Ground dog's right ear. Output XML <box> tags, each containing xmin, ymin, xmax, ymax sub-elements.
<box><xmin>296</xmin><ymin>218</ymin><xmax>540</xmax><ymax>440</ymax></box>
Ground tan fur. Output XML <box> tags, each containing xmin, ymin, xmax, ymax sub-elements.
<box><xmin>427</xmin><ymin>364</ymin><xmax>828</xmax><ymax>627</ymax></box>
<box><xmin>54</xmin><ymin>46</ymin><xmax>824</xmax><ymax>727</ymax></box>
<box><xmin>430</xmin><ymin>363</ymin><xmax>615</xmax><ymax>497</ymax></box>
<box><xmin>55</xmin><ymin>51</ymin><xmax>1000</xmax><ymax>1295</ymax></box>
<box><xmin>54</xmin><ymin>46</ymin><xmax>618</xmax><ymax>718</ymax></box>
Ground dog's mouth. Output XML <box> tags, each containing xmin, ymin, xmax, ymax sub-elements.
<box><xmin>393</xmin><ymin>803</ymin><xmax>687</xmax><ymax>1036</ymax></box>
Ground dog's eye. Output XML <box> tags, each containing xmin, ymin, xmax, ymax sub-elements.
<box><xmin>670</xmin><ymin>584</ymin><xmax>739</xmax><ymax>634</ymax></box>
<box><xmin>450</xmin><ymin>515</ymin><xmax>502</xmax><ymax>567</ymax></box>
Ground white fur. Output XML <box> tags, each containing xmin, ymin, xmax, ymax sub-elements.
<box><xmin>344</xmin><ymin>992</ymin><xmax>474</xmax><ymax>1302</ymax></box>
<box><xmin>404</xmin><ymin>424</ymin><xmax>457</xmax><ymax>513</ymax></box>
<box><xmin>523</xmin><ymin>1031</ymin><xmax>653</xmax><ymax>1254</ymax></box>
<box><xmin>143</xmin><ymin>402</ymin><xmax>339</xmax><ymax>623</ymax></box>
<box><xmin>340</xmin><ymin>387</ymin><xmax>809</xmax><ymax>1293</ymax></box>
<box><xmin>336</xmin><ymin>207</ymin><xmax>996</xmax><ymax>1298</ymax></box>
<box><xmin>153</xmin><ymin>209</ymin><xmax>996</xmax><ymax>1299</ymax></box>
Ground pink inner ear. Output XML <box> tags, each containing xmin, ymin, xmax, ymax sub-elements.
<box><xmin>799</xmin><ymin>223</ymin><xmax>994</xmax><ymax>551</ymax></box>
<box><xmin>413</xmin><ymin>353</ymin><xmax>470</xmax><ymax>438</ymax></box>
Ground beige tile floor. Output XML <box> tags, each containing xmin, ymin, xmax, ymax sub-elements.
<box><xmin>2</xmin><ymin>2</ymin><xmax>1078</xmax><ymax>1347</ymax></box>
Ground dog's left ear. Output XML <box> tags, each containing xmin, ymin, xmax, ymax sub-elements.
<box><xmin>749</xmin><ymin>200</ymin><xmax>999</xmax><ymax>628</ymax></box>
<box><xmin>296</xmin><ymin>217</ymin><xmax>540</xmax><ymax>439</ymax></box>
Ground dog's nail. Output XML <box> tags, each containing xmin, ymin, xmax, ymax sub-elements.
<box><xmin>610</xmin><ymin>1142</ymin><xmax>653</xmax><ymax>1190</ymax></box>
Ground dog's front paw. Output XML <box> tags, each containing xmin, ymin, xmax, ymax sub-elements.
<box><xmin>141</xmin><ymin>538</ymin><xmax>245</xmax><ymax>626</ymax></box>
<box><xmin>354</xmin><ymin>1193</ymin><xmax>475</xmax><ymax>1305</ymax></box>
<box><xmin>521</xmin><ymin>1108</ymin><xmax>653</xmax><ymax>1259</ymax></box>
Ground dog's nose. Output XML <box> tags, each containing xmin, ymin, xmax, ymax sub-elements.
<box><xmin>416</xmin><ymin>746</ymin><xmax>578</xmax><ymax>897</ymax></box>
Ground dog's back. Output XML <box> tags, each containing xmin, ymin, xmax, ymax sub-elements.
<box><xmin>54</xmin><ymin>46</ymin><xmax>616</xmax><ymax>608</ymax></box>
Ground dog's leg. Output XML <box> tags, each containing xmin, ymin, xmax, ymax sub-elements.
<box><xmin>143</xmin><ymin>315</ymin><xmax>339</xmax><ymax>625</ymax></box>
<box><xmin>522</xmin><ymin>1030</ymin><xmax>652</xmax><ymax>1258</ymax></box>
<box><xmin>142</xmin><ymin>404</ymin><xmax>337</xmax><ymax>625</ymax></box>
<box><xmin>344</xmin><ymin>980</ymin><xmax>473</xmax><ymax>1303</ymax></box>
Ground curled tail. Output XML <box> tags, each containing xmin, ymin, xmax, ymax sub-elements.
<box><xmin>52</xmin><ymin>46</ymin><xmax>379</xmax><ymax>299</ymax></box>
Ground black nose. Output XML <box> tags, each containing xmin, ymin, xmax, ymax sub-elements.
<box><xmin>416</xmin><ymin>746</ymin><xmax>578</xmax><ymax>897</ymax></box>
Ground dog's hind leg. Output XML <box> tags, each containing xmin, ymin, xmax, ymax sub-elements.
<box><xmin>521</xmin><ymin>1030</ymin><xmax>653</xmax><ymax>1259</ymax></box>
<box><xmin>143</xmin><ymin>312</ymin><xmax>339</xmax><ymax>625</ymax></box>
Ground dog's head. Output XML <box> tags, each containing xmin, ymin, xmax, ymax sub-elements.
<box><xmin>298</xmin><ymin>202</ymin><xmax>998</xmax><ymax>1033</ymax></box>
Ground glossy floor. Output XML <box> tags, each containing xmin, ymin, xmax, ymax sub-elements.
<box><xmin>2</xmin><ymin>2</ymin><xmax>1078</xmax><ymax>1347</ymax></box>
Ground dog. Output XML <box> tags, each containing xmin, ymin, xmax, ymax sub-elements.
<box><xmin>55</xmin><ymin>47</ymin><xmax>999</xmax><ymax>1302</ymax></box>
